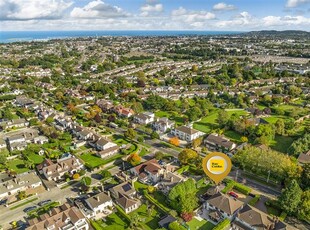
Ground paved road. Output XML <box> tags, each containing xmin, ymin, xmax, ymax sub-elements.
<box><xmin>229</xmin><ymin>169</ymin><xmax>281</xmax><ymax>199</ymax></box>
<box><xmin>0</xmin><ymin>185</ymin><xmax>79</xmax><ymax>229</ymax></box>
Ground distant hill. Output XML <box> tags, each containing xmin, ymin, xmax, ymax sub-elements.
<box><xmin>242</xmin><ymin>30</ymin><xmax>310</xmax><ymax>39</ymax></box>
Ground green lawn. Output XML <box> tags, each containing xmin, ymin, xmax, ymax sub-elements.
<box><xmin>270</xmin><ymin>135</ymin><xmax>296</xmax><ymax>154</ymax></box>
<box><xmin>263</xmin><ymin>115</ymin><xmax>290</xmax><ymax>124</ymax></box>
<box><xmin>194</xmin><ymin>109</ymin><xmax>249</xmax><ymax>134</ymax></box>
<box><xmin>187</xmin><ymin>218</ymin><xmax>215</xmax><ymax>230</ymax></box>
<box><xmin>129</xmin><ymin>204</ymin><xmax>162</xmax><ymax>230</ymax></box>
<box><xmin>155</xmin><ymin>111</ymin><xmax>186</xmax><ymax>125</ymax></box>
<box><xmin>96</xmin><ymin>212</ymin><xmax>129</xmax><ymax>230</ymax></box>
<box><xmin>223</xmin><ymin>130</ymin><xmax>243</xmax><ymax>143</ymax></box>
<box><xmin>27</xmin><ymin>153</ymin><xmax>44</xmax><ymax>164</ymax></box>
<box><xmin>80</xmin><ymin>153</ymin><xmax>106</xmax><ymax>168</ymax></box>
<box><xmin>122</xmin><ymin>143</ymin><xmax>138</xmax><ymax>155</ymax></box>
<box><xmin>139</xmin><ymin>147</ymin><xmax>149</xmax><ymax>157</ymax></box>
<box><xmin>8</xmin><ymin>159</ymin><xmax>29</xmax><ymax>174</ymax></box>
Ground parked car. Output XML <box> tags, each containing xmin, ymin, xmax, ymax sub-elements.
<box><xmin>228</xmin><ymin>191</ymin><xmax>238</xmax><ymax>198</ymax></box>
<box><xmin>23</xmin><ymin>206</ymin><xmax>37</xmax><ymax>213</ymax></box>
<box><xmin>38</xmin><ymin>199</ymin><xmax>51</xmax><ymax>206</ymax></box>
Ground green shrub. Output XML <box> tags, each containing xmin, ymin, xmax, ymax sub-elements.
<box><xmin>249</xmin><ymin>194</ymin><xmax>261</xmax><ymax>206</ymax></box>
<box><xmin>115</xmin><ymin>205</ymin><xmax>131</xmax><ymax>223</ymax></box>
<box><xmin>234</xmin><ymin>183</ymin><xmax>252</xmax><ymax>195</ymax></box>
<box><xmin>279</xmin><ymin>212</ymin><xmax>287</xmax><ymax>221</ymax></box>
<box><xmin>222</xmin><ymin>180</ymin><xmax>235</xmax><ymax>194</ymax></box>
<box><xmin>212</xmin><ymin>218</ymin><xmax>230</xmax><ymax>230</ymax></box>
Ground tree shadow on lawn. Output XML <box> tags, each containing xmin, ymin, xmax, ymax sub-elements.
<box><xmin>105</xmin><ymin>213</ymin><xmax>129</xmax><ymax>228</ymax></box>
<box><xmin>15</xmin><ymin>163</ymin><xmax>26</xmax><ymax>169</ymax></box>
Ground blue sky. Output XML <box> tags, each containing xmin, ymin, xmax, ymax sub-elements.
<box><xmin>0</xmin><ymin>0</ymin><xmax>309</xmax><ymax>31</ymax></box>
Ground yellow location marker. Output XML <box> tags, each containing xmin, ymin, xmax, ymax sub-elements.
<box><xmin>202</xmin><ymin>152</ymin><xmax>232</xmax><ymax>184</ymax></box>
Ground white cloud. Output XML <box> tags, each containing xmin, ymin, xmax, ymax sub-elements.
<box><xmin>263</xmin><ymin>15</ymin><xmax>310</xmax><ymax>26</ymax></box>
<box><xmin>140</xmin><ymin>3</ymin><xmax>163</xmax><ymax>16</ymax></box>
<box><xmin>171</xmin><ymin>7</ymin><xmax>215</xmax><ymax>27</ymax></box>
<box><xmin>70</xmin><ymin>0</ymin><xmax>129</xmax><ymax>18</ymax></box>
<box><xmin>0</xmin><ymin>0</ymin><xmax>72</xmax><ymax>20</ymax></box>
<box><xmin>286</xmin><ymin>0</ymin><xmax>310</xmax><ymax>8</ymax></box>
<box><xmin>214</xmin><ymin>11</ymin><xmax>255</xmax><ymax>28</ymax></box>
<box><xmin>213</xmin><ymin>2</ymin><xmax>236</xmax><ymax>11</ymax></box>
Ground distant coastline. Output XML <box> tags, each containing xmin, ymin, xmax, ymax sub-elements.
<box><xmin>0</xmin><ymin>30</ymin><xmax>244</xmax><ymax>43</ymax></box>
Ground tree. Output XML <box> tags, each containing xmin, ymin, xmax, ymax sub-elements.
<box><xmin>178</xmin><ymin>149</ymin><xmax>198</xmax><ymax>165</ymax></box>
<box><xmin>301</xmin><ymin>163</ymin><xmax>310</xmax><ymax>190</ymax></box>
<box><xmin>169</xmin><ymin>137</ymin><xmax>180</xmax><ymax>146</ymax></box>
<box><xmin>186</xmin><ymin>107</ymin><xmax>202</xmax><ymax>121</ymax></box>
<box><xmin>81</xmin><ymin>176</ymin><xmax>92</xmax><ymax>186</ymax></box>
<box><xmin>99</xmin><ymin>170</ymin><xmax>112</xmax><ymax>179</ymax></box>
<box><xmin>168</xmin><ymin>179</ymin><xmax>198</xmax><ymax>214</ymax></box>
<box><xmin>127</xmin><ymin>153</ymin><xmax>141</xmax><ymax>166</ymax></box>
<box><xmin>17</xmin><ymin>191</ymin><xmax>26</xmax><ymax>200</ymax></box>
<box><xmin>216</xmin><ymin>110</ymin><xmax>230</xmax><ymax>128</ymax></box>
<box><xmin>72</xmin><ymin>173</ymin><xmax>80</xmax><ymax>180</ymax></box>
<box><xmin>192</xmin><ymin>137</ymin><xmax>202</xmax><ymax>149</ymax></box>
<box><xmin>288</xmin><ymin>133</ymin><xmax>310</xmax><ymax>157</ymax></box>
<box><xmin>0</xmin><ymin>152</ymin><xmax>7</xmax><ymax>165</ymax></box>
<box><xmin>240</xmin><ymin>136</ymin><xmax>248</xmax><ymax>143</ymax></box>
<box><xmin>298</xmin><ymin>190</ymin><xmax>310</xmax><ymax>222</ymax></box>
<box><xmin>124</xmin><ymin>128</ymin><xmax>137</xmax><ymax>140</ymax></box>
<box><xmin>278</xmin><ymin>179</ymin><xmax>302</xmax><ymax>214</ymax></box>
<box><xmin>151</xmin><ymin>131</ymin><xmax>159</xmax><ymax>139</ymax></box>
<box><xmin>275</xmin><ymin>119</ymin><xmax>285</xmax><ymax>135</ymax></box>
<box><xmin>155</xmin><ymin>151</ymin><xmax>164</xmax><ymax>160</ymax></box>
<box><xmin>168</xmin><ymin>221</ymin><xmax>186</xmax><ymax>230</ymax></box>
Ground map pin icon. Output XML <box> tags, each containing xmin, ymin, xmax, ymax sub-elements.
<box><xmin>202</xmin><ymin>152</ymin><xmax>232</xmax><ymax>185</ymax></box>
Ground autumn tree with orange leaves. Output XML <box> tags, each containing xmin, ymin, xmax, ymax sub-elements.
<box><xmin>169</xmin><ymin>137</ymin><xmax>180</xmax><ymax>146</ymax></box>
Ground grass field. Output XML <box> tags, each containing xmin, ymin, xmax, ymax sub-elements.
<box><xmin>95</xmin><ymin>212</ymin><xmax>128</xmax><ymax>230</ymax></box>
<box><xmin>8</xmin><ymin>159</ymin><xmax>29</xmax><ymax>174</ymax></box>
<box><xmin>187</xmin><ymin>218</ymin><xmax>215</xmax><ymax>230</ymax></box>
<box><xmin>27</xmin><ymin>153</ymin><xmax>44</xmax><ymax>164</ymax></box>
<box><xmin>263</xmin><ymin>115</ymin><xmax>290</xmax><ymax>124</ymax></box>
<box><xmin>155</xmin><ymin>111</ymin><xmax>186</xmax><ymax>125</ymax></box>
<box><xmin>270</xmin><ymin>135</ymin><xmax>296</xmax><ymax>154</ymax></box>
<box><xmin>129</xmin><ymin>204</ymin><xmax>162</xmax><ymax>230</ymax></box>
<box><xmin>80</xmin><ymin>153</ymin><xmax>106</xmax><ymax>168</ymax></box>
<box><xmin>193</xmin><ymin>109</ymin><xmax>249</xmax><ymax>134</ymax></box>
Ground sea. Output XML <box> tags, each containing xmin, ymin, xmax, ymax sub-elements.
<box><xmin>0</xmin><ymin>30</ymin><xmax>243</xmax><ymax>43</ymax></box>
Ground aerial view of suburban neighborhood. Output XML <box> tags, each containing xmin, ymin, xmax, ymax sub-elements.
<box><xmin>0</xmin><ymin>0</ymin><xmax>309</xmax><ymax>230</ymax></box>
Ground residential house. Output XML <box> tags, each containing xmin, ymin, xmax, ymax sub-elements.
<box><xmin>96</xmin><ymin>99</ymin><xmax>114</xmax><ymax>112</ymax></box>
<box><xmin>109</xmin><ymin>181</ymin><xmax>141</xmax><ymax>214</ymax></box>
<box><xmin>75</xmin><ymin>128</ymin><xmax>94</xmax><ymax>141</ymax></box>
<box><xmin>26</xmin><ymin>203</ymin><xmax>89</xmax><ymax>230</ymax></box>
<box><xmin>37</xmin><ymin>155</ymin><xmax>83</xmax><ymax>181</ymax></box>
<box><xmin>0</xmin><ymin>171</ymin><xmax>42</xmax><ymax>199</ymax></box>
<box><xmin>33</xmin><ymin>136</ymin><xmax>49</xmax><ymax>145</ymax></box>
<box><xmin>204</xmin><ymin>134</ymin><xmax>237</xmax><ymax>152</ymax></box>
<box><xmin>171</xmin><ymin>125</ymin><xmax>204</xmax><ymax>142</ymax></box>
<box><xmin>203</xmin><ymin>193</ymin><xmax>243</xmax><ymax>224</ymax></box>
<box><xmin>90</xmin><ymin>138</ymin><xmax>119</xmax><ymax>159</ymax></box>
<box><xmin>153</xmin><ymin>117</ymin><xmax>175</xmax><ymax>133</ymax></box>
<box><xmin>129</xmin><ymin>159</ymin><xmax>163</xmax><ymax>184</ymax></box>
<box><xmin>133</xmin><ymin>112</ymin><xmax>155</xmax><ymax>125</ymax></box>
<box><xmin>158</xmin><ymin>215</ymin><xmax>177</xmax><ymax>229</ymax></box>
<box><xmin>156</xmin><ymin>171</ymin><xmax>186</xmax><ymax>194</ymax></box>
<box><xmin>231</xmin><ymin>205</ymin><xmax>287</xmax><ymax>230</ymax></box>
<box><xmin>297</xmin><ymin>150</ymin><xmax>310</xmax><ymax>165</ymax></box>
<box><xmin>0</xmin><ymin>118</ymin><xmax>29</xmax><ymax>130</ymax></box>
<box><xmin>114</xmin><ymin>105</ymin><xmax>134</xmax><ymax>118</ymax></box>
<box><xmin>85</xmin><ymin>192</ymin><xmax>113</xmax><ymax>217</ymax></box>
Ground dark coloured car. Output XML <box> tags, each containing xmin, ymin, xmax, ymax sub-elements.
<box><xmin>23</xmin><ymin>206</ymin><xmax>37</xmax><ymax>213</ymax></box>
<box><xmin>38</xmin><ymin>199</ymin><xmax>51</xmax><ymax>206</ymax></box>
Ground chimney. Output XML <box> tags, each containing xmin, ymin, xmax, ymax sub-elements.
<box><xmin>170</xmin><ymin>176</ymin><xmax>173</xmax><ymax>183</ymax></box>
<box><xmin>96</xmin><ymin>196</ymin><xmax>100</xmax><ymax>202</ymax></box>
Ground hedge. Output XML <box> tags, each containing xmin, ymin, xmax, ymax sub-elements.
<box><xmin>221</xmin><ymin>180</ymin><xmax>235</xmax><ymax>194</ymax></box>
<box><xmin>212</xmin><ymin>218</ymin><xmax>230</xmax><ymax>230</ymax></box>
<box><xmin>234</xmin><ymin>183</ymin><xmax>251</xmax><ymax>195</ymax></box>
<box><xmin>249</xmin><ymin>194</ymin><xmax>261</xmax><ymax>206</ymax></box>
<box><xmin>90</xmin><ymin>220</ymin><xmax>103</xmax><ymax>230</ymax></box>
<box><xmin>279</xmin><ymin>211</ymin><xmax>287</xmax><ymax>221</ymax></box>
<box><xmin>143</xmin><ymin>190</ymin><xmax>171</xmax><ymax>213</ymax></box>
<box><xmin>221</xmin><ymin>178</ymin><xmax>251</xmax><ymax>195</ymax></box>
<box><xmin>176</xmin><ymin>165</ymin><xmax>190</xmax><ymax>174</ymax></box>
<box><xmin>115</xmin><ymin>204</ymin><xmax>131</xmax><ymax>223</ymax></box>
